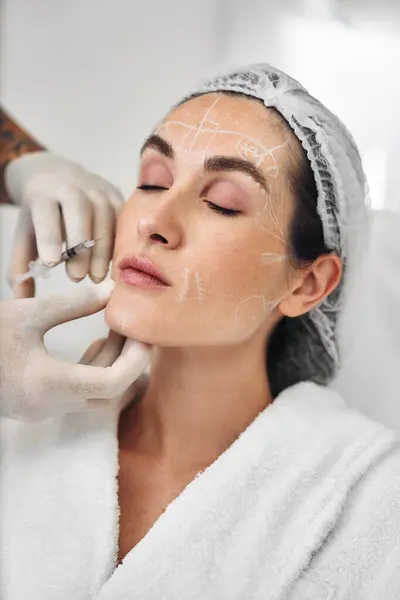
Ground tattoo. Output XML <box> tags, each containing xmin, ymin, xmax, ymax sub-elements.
<box><xmin>0</xmin><ymin>107</ymin><xmax>45</xmax><ymax>204</ymax></box>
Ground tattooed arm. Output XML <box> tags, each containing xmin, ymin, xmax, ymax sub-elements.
<box><xmin>0</xmin><ymin>107</ymin><xmax>45</xmax><ymax>204</ymax></box>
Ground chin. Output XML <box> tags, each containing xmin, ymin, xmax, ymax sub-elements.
<box><xmin>104</xmin><ymin>286</ymin><xmax>261</xmax><ymax>347</ymax></box>
<box><xmin>104</xmin><ymin>302</ymin><xmax>150</xmax><ymax>344</ymax></box>
<box><xmin>103</xmin><ymin>293</ymin><xmax>178</xmax><ymax>346</ymax></box>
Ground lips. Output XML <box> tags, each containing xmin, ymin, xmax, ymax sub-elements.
<box><xmin>118</xmin><ymin>255</ymin><xmax>170</xmax><ymax>287</ymax></box>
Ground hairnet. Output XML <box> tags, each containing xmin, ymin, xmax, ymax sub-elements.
<box><xmin>179</xmin><ymin>63</ymin><xmax>370</xmax><ymax>393</ymax></box>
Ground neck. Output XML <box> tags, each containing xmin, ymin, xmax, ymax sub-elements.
<box><xmin>119</xmin><ymin>336</ymin><xmax>273</xmax><ymax>476</ymax></box>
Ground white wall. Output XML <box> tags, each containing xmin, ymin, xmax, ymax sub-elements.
<box><xmin>218</xmin><ymin>0</ymin><xmax>400</xmax><ymax>211</ymax></box>
<box><xmin>0</xmin><ymin>0</ymin><xmax>219</xmax><ymax>197</ymax></box>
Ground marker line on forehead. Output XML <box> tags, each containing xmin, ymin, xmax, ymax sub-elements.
<box><xmin>189</xmin><ymin>96</ymin><xmax>220</xmax><ymax>152</ymax></box>
<box><xmin>155</xmin><ymin>121</ymin><xmax>288</xmax><ymax>192</ymax></box>
<box><xmin>144</xmin><ymin>129</ymin><xmax>272</xmax><ymax>194</ymax></box>
<box><xmin>159</xmin><ymin>121</ymin><xmax>285</xmax><ymax>161</ymax></box>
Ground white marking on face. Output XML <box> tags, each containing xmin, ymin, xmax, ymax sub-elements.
<box><xmin>117</xmin><ymin>314</ymin><xmax>130</xmax><ymax>333</ymax></box>
<box><xmin>194</xmin><ymin>271</ymin><xmax>205</xmax><ymax>302</ymax></box>
<box><xmin>157</xmin><ymin>100</ymin><xmax>294</xmax><ymax>271</ymax></box>
<box><xmin>158</xmin><ymin>97</ymin><xmax>289</xmax><ymax>174</ymax></box>
<box><xmin>255</xmin><ymin>220</ymin><xmax>289</xmax><ymax>246</ymax></box>
<box><xmin>234</xmin><ymin>295</ymin><xmax>275</xmax><ymax>329</ymax></box>
<box><xmin>261</xmin><ymin>252</ymin><xmax>287</xmax><ymax>264</ymax></box>
<box><xmin>188</xmin><ymin>96</ymin><xmax>221</xmax><ymax>152</ymax></box>
<box><xmin>178</xmin><ymin>267</ymin><xmax>191</xmax><ymax>301</ymax></box>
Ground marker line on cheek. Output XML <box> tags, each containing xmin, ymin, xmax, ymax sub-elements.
<box><xmin>261</xmin><ymin>253</ymin><xmax>287</xmax><ymax>264</ymax></box>
<box><xmin>195</xmin><ymin>271</ymin><xmax>205</xmax><ymax>302</ymax></box>
<box><xmin>255</xmin><ymin>217</ymin><xmax>288</xmax><ymax>246</ymax></box>
<box><xmin>233</xmin><ymin>295</ymin><xmax>275</xmax><ymax>329</ymax></box>
<box><xmin>178</xmin><ymin>267</ymin><xmax>191</xmax><ymax>301</ymax></box>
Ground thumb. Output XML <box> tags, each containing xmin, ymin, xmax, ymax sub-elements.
<box><xmin>34</xmin><ymin>279</ymin><xmax>115</xmax><ymax>334</ymax></box>
<box><xmin>57</xmin><ymin>338</ymin><xmax>152</xmax><ymax>402</ymax></box>
<box><xmin>100</xmin><ymin>338</ymin><xmax>152</xmax><ymax>397</ymax></box>
<box><xmin>85</xmin><ymin>330</ymin><xmax>126</xmax><ymax>367</ymax></box>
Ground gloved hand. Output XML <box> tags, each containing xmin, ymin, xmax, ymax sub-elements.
<box><xmin>4</xmin><ymin>151</ymin><xmax>124</xmax><ymax>298</ymax></box>
<box><xmin>0</xmin><ymin>279</ymin><xmax>151</xmax><ymax>422</ymax></box>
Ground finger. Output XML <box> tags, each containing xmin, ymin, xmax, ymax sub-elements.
<box><xmin>86</xmin><ymin>190</ymin><xmax>115</xmax><ymax>283</ymax></box>
<box><xmin>59</xmin><ymin>186</ymin><xmax>93</xmax><ymax>281</ymax></box>
<box><xmin>104</xmin><ymin>338</ymin><xmax>152</xmax><ymax>395</ymax></box>
<box><xmin>31</xmin><ymin>198</ymin><xmax>63</xmax><ymax>264</ymax></box>
<box><xmin>31</xmin><ymin>278</ymin><xmax>115</xmax><ymax>333</ymax></box>
<box><xmin>79</xmin><ymin>338</ymin><xmax>107</xmax><ymax>365</ymax></box>
<box><xmin>86</xmin><ymin>377</ymin><xmax>145</xmax><ymax>412</ymax></box>
<box><xmin>7</xmin><ymin>205</ymin><xmax>37</xmax><ymax>298</ymax></box>
<box><xmin>55</xmin><ymin>340</ymin><xmax>152</xmax><ymax>401</ymax></box>
<box><xmin>88</xmin><ymin>330</ymin><xmax>126</xmax><ymax>367</ymax></box>
<box><xmin>42</xmin><ymin>340</ymin><xmax>150</xmax><ymax>405</ymax></box>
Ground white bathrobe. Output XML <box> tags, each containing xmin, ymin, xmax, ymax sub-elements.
<box><xmin>1</xmin><ymin>381</ymin><xmax>399</xmax><ymax>600</ymax></box>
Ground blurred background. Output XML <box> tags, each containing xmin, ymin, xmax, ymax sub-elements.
<box><xmin>1</xmin><ymin>0</ymin><xmax>399</xmax><ymax>429</ymax></box>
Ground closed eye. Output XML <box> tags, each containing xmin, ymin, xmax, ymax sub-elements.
<box><xmin>137</xmin><ymin>185</ymin><xmax>240</xmax><ymax>217</ymax></box>
<box><xmin>206</xmin><ymin>202</ymin><xmax>241</xmax><ymax>217</ymax></box>
<box><xmin>137</xmin><ymin>185</ymin><xmax>169</xmax><ymax>191</ymax></box>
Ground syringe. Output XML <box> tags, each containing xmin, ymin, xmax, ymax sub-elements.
<box><xmin>15</xmin><ymin>239</ymin><xmax>99</xmax><ymax>284</ymax></box>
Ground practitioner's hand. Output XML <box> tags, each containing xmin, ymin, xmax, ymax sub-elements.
<box><xmin>79</xmin><ymin>332</ymin><xmax>149</xmax><ymax>414</ymax></box>
<box><xmin>4</xmin><ymin>152</ymin><xmax>124</xmax><ymax>298</ymax></box>
<box><xmin>0</xmin><ymin>279</ymin><xmax>151</xmax><ymax>422</ymax></box>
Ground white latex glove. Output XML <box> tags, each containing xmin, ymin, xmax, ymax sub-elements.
<box><xmin>4</xmin><ymin>151</ymin><xmax>124</xmax><ymax>298</ymax></box>
<box><xmin>0</xmin><ymin>279</ymin><xmax>151</xmax><ymax>422</ymax></box>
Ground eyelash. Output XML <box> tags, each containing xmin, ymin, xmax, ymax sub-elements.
<box><xmin>136</xmin><ymin>185</ymin><xmax>241</xmax><ymax>217</ymax></box>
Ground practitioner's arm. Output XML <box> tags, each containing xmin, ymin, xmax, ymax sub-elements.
<box><xmin>0</xmin><ymin>107</ymin><xmax>45</xmax><ymax>204</ymax></box>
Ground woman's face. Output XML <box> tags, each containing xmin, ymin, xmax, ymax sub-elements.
<box><xmin>105</xmin><ymin>93</ymin><xmax>300</xmax><ymax>346</ymax></box>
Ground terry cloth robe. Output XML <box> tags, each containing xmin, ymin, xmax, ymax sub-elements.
<box><xmin>1</xmin><ymin>381</ymin><xmax>399</xmax><ymax>600</ymax></box>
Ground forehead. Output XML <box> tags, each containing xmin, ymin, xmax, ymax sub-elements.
<box><xmin>156</xmin><ymin>93</ymin><xmax>292</xmax><ymax>170</ymax></box>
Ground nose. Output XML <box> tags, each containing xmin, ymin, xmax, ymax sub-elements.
<box><xmin>136</xmin><ymin>191</ymin><xmax>185</xmax><ymax>250</ymax></box>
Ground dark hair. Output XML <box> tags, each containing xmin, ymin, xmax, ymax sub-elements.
<box><xmin>266</xmin><ymin>130</ymin><xmax>332</xmax><ymax>396</ymax></box>
<box><xmin>263</xmin><ymin>106</ymin><xmax>333</xmax><ymax>396</ymax></box>
<box><xmin>284</xmin><ymin>124</ymin><xmax>331</xmax><ymax>264</ymax></box>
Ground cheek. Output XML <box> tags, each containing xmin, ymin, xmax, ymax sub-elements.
<box><xmin>203</xmin><ymin>233</ymin><xmax>289</xmax><ymax>331</ymax></box>
<box><xmin>196</xmin><ymin>250</ymin><xmax>277</xmax><ymax>341</ymax></box>
<box><xmin>206</xmin><ymin>235</ymin><xmax>285</xmax><ymax>298</ymax></box>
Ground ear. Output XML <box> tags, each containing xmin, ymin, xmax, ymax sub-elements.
<box><xmin>279</xmin><ymin>254</ymin><xmax>342</xmax><ymax>318</ymax></box>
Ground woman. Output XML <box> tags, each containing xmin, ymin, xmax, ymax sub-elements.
<box><xmin>1</xmin><ymin>64</ymin><xmax>399</xmax><ymax>599</ymax></box>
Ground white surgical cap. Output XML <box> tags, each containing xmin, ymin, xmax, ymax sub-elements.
<box><xmin>179</xmin><ymin>63</ymin><xmax>370</xmax><ymax>393</ymax></box>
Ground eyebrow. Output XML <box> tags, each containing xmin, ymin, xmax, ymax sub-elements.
<box><xmin>140</xmin><ymin>133</ymin><xmax>270</xmax><ymax>193</ymax></box>
<box><xmin>204</xmin><ymin>156</ymin><xmax>269</xmax><ymax>194</ymax></box>
<box><xmin>140</xmin><ymin>134</ymin><xmax>174</xmax><ymax>159</ymax></box>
